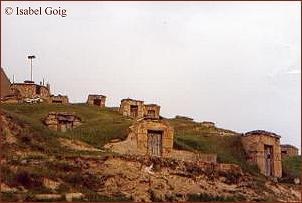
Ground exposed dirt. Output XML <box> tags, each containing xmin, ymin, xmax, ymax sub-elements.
<box><xmin>58</xmin><ymin>137</ymin><xmax>102</xmax><ymax>152</ymax></box>
<box><xmin>84</xmin><ymin>156</ymin><xmax>301</xmax><ymax>202</ymax></box>
<box><xmin>1</xmin><ymin>111</ymin><xmax>301</xmax><ymax>202</ymax></box>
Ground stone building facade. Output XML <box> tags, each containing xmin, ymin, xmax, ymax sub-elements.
<box><xmin>106</xmin><ymin>118</ymin><xmax>174</xmax><ymax>158</ymax></box>
<box><xmin>44</xmin><ymin>112</ymin><xmax>81</xmax><ymax>132</ymax></box>
<box><xmin>143</xmin><ymin>104</ymin><xmax>160</xmax><ymax>119</ymax></box>
<box><xmin>119</xmin><ymin>98</ymin><xmax>161</xmax><ymax>119</ymax></box>
<box><xmin>241</xmin><ymin>130</ymin><xmax>282</xmax><ymax>178</ymax></box>
<box><xmin>119</xmin><ymin>98</ymin><xmax>145</xmax><ymax>118</ymax></box>
<box><xmin>9</xmin><ymin>81</ymin><xmax>50</xmax><ymax>101</ymax></box>
<box><xmin>281</xmin><ymin>144</ymin><xmax>299</xmax><ymax>158</ymax></box>
<box><xmin>50</xmin><ymin>95</ymin><xmax>69</xmax><ymax>104</ymax></box>
<box><xmin>86</xmin><ymin>94</ymin><xmax>106</xmax><ymax>108</ymax></box>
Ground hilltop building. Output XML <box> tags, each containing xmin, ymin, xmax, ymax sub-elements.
<box><xmin>143</xmin><ymin>104</ymin><xmax>160</xmax><ymax>119</ymax></box>
<box><xmin>281</xmin><ymin>144</ymin><xmax>299</xmax><ymax>158</ymax></box>
<box><xmin>86</xmin><ymin>94</ymin><xmax>106</xmax><ymax>108</ymax></box>
<box><xmin>119</xmin><ymin>98</ymin><xmax>160</xmax><ymax>119</ymax></box>
<box><xmin>119</xmin><ymin>98</ymin><xmax>145</xmax><ymax>118</ymax></box>
<box><xmin>50</xmin><ymin>95</ymin><xmax>69</xmax><ymax>104</ymax></box>
<box><xmin>1</xmin><ymin>80</ymin><xmax>51</xmax><ymax>103</ymax></box>
<box><xmin>241</xmin><ymin>130</ymin><xmax>282</xmax><ymax>178</ymax></box>
<box><xmin>10</xmin><ymin>81</ymin><xmax>50</xmax><ymax>99</ymax></box>
<box><xmin>0</xmin><ymin>68</ymin><xmax>70</xmax><ymax>104</ymax></box>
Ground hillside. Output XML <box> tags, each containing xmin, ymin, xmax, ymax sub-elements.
<box><xmin>2</xmin><ymin>103</ymin><xmax>249</xmax><ymax>170</ymax></box>
<box><xmin>1</xmin><ymin>103</ymin><xmax>300</xmax><ymax>202</ymax></box>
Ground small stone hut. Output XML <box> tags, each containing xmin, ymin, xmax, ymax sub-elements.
<box><xmin>50</xmin><ymin>95</ymin><xmax>69</xmax><ymax>104</ymax></box>
<box><xmin>241</xmin><ymin>130</ymin><xmax>282</xmax><ymax>177</ymax></box>
<box><xmin>86</xmin><ymin>94</ymin><xmax>106</xmax><ymax>108</ymax></box>
<box><xmin>119</xmin><ymin>98</ymin><xmax>145</xmax><ymax>118</ymax></box>
<box><xmin>10</xmin><ymin>81</ymin><xmax>50</xmax><ymax>101</ymax></box>
<box><xmin>281</xmin><ymin>144</ymin><xmax>299</xmax><ymax>158</ymax></box>
<box><xmin>44</xmin><ymin>112</ymin><xmax>81</xmax><ymax>132</ymax></box>
<box><xmin>106</xmin><ymin>118</ymin><xmax>174</xmax><ymax>158</ymax></box>
<box><xmin>143</xmin><ymin>104</ymin><xmax>160</xmax><ymax>119</ymax></box>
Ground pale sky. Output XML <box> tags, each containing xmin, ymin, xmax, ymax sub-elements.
<box><xmin>1</xmin><ymin>1</ymin><xmax>301</xmax><ymax>150</ymax></box>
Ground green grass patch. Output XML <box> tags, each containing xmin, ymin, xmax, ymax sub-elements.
<box><xmin>281</xmin><ymin>156</ymin><xmax>301</xmax><ymax>182</ymax></box>
<box><xmin>1</xmin><ymin>103</ymin><xmax>132</xmax><ymax>148</ymax></box>
<box><xmin>167</xmin><ymin>117</ymin><xmax>256</xmax><ymax>174</ymax></box>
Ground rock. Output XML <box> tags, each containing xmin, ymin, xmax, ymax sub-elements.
<box><xmin>110</xmin><ymin>139</ymin><xmax>121</xmax><ymax>143</ymax></box>
<box><xmin>43</xmin><ymin>178</ymin><xmax>60</xmax><ymax>190</ymax></box>
<box><xmin>0</xmin><ymin>183</ymin><xmax>18</xmax><ymax>193</ymax></box>
<box><xmin>20</xmin><ymin>159</ymin><xmax>27</xmax><ymax>164</ymax></box>
<box><xmin>34</xmin><ymin>194</ymin><xmax>62</xmax><ymax>201</ymax></box>
<box><xmin>294</xmin><ymin>178</ymin><xmax>300</xmax><ymax>185</ymax></box>
<box><xmin>272</xmin><ymin>177</ymin><xmax>278</xmax><ymax>183</ymax></box>
<box><xmin>65</xmin><ymin>193</ymin><xmax>84</xmax><ymax>201</ymax></box>
<box><xmin>17</xmin><ymin>185</ymin><xmax>28</xmax><ymax>192</ymax></box>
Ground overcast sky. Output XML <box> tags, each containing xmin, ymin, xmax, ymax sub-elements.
<box><xmin>2</xmin><ymin>1</ymin><xmax>301</xmax><ymax>149</ymax></box>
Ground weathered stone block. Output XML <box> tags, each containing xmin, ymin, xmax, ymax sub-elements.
<box><xmin>44</xmin><ymin>112</ymin><xmax>81</xmax><ymax>132</ymax></box>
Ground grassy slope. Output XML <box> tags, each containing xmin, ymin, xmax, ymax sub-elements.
<box><xmin>1</xmin><ymin>103</ymin><xmax>256</xmax><ymax>172</ymax></box>
<box><xmin>167</xmin><ymin>117</ymin><xmax>257</xmax><ymax>173</ymax></box>
<box><xmin>1</xmin><ymin>103</ymin><xmax>133</xmax><ymax>148</ymax></box>
<box><xmin>3</xmin><ymin>103</ymin><xmax>296</xmax><ymax>201</ymax></box>
<box><xmin>1</xmin><ymin>103</ymin><xmax>134</xmax><ymax>201</ymax></box>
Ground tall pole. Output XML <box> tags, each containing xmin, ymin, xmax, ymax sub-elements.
<box><xmin>30</xmin><ymin>58</ymin><xmax>33</xmax><ymax>81</ymax></box>
<box><xmin>28</xmin><ymin>55</ymin><xmax>36</xmax><ymax>82</ymax></box>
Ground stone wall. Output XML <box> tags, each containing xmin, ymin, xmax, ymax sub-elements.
<box><xmin>170</xmin><ymin>149</ymin><xmax>217</xmax><ymax>163</ymax></box>
<box><xmin>44</xmin><ymin>112</ymin><xmax>81</xmax><ymax>132</ymax></box>
<box><xmin>241</xmin><ymin>131</ymin><xmax>282</xmax><ymax>178</ymax></box>
<box><xmin>119</xmin><ymin>99</ymin><xmax>145</xmax><ymax>118</ymax></box>
<box><xmin>10</xmin><ymin>82</ymin><xmax>50</xmax><ymax>101</ymax></box>
<box><xmin>86</xmin><ymin>94</ymin><xmax>106</xmax><ymax>107</ymax></box>
<box><xmin>50</xmin><ymin>95</ymin><xmax>69</xmax><ymax>104</ymax></box>
<box><xmin>143</xmin><ymin>104</ymin><xmax>160</xmax><ymax>119</ymax></box>
<box><xmin>281</xmin><ymin>145</ymin><xmax>299</xmax><ymax>158</ymax></box>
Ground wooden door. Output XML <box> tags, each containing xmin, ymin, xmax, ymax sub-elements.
<box><xmin>264</xmin><ymin>145</ymin><xmax>273</xmax><ymax>176</ymax></box>
<box><xmin>147</xmin><ymin>110</ymin><xmax>156</xmax><ymax>118</ymax></box>
<box><xmin>130</xmin><ymin>105</ymin><xmax>138</xmax><ymax>117</ymax></box>
<box><xmin>93</xmin><ymin>99</ymin><xmax>102</xmax><ymax>106</ymax></box>
<box><xmin>147</xmin><ymin>130</ymin><xmax>162</xmax><ymax>157</ymax></box>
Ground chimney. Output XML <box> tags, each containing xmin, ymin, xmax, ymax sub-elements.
<box><xmin>46</xmin><ymin>83</ymin><xmax>50</xmax><ymax>92</ymax></box>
